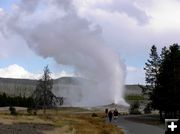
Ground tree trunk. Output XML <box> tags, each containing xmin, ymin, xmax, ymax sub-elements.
<box><xmin>43</xmin><ymin>89</ymin><xmax>46</xmax><ymax>115</ymax></box>
<box><xmin>174</xmin><ymin>111</ymin><xmax>177</xmax><ymax>118</ymax></box>
<box><xmin>43</xmin><ymin>105</ymin><xmax>46</xmax><ymax>114</ymax></box>
<box><xmin>159</xmin><ymin>110</ymin><xmax>163</xmax><ymax>121</ymax></box>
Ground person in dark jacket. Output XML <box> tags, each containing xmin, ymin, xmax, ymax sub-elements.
<box><xmin>105</xmin><ymin>108</ymin><xmax>108</xmax><ymax>117</ymax></box>
<box><xmin>108</xmin><ymin>110</ymin><xmax>113</xmax><ymax>122</ymax></box>
<box><xmin>113</xmin><ymin>108</ymin><xmax>119</xmax><ymax>120</ymax></box>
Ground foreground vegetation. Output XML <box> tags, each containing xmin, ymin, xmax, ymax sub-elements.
<box><xmin>0</xmin><ymin>107</ymin><xmax>123</xmax><ymax>134</ymax></box>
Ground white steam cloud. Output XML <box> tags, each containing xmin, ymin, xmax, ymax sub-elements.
<box><xmin>0</xmin><ymin>0</ymin><xmax>127</xmax><ymax>106</ymax></box>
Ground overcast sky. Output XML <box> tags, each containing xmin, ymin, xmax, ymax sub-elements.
<box><xmin>0</xmin><ymin>0</ymin><xmax>180</xmax><ymax>84</ymax></box>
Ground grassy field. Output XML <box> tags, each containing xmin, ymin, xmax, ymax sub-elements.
<box><xmin>0</xmin><ymin>107</ymin><xmax>124</xmax><ymax>134</ymax></box>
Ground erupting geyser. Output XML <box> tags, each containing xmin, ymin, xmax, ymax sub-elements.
<box><xmin>1</xmin><ymin>0</ymin><xmax>128</xmax><ymax>106</ymax></box>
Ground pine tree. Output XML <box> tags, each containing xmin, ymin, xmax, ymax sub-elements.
<box><xmin>144</xmin><ymin>45</ymin><xmax>160</xmax><ymax>111</ymax></box>
<box><xmin>144</xmin><ymin>45</ymin><xmax>160</xmax><ymax>89</ymax></box>
<box><xmin>32</xmin><ymin>65</ymin><xmax>60</xmax><ymax>114</ymax></box>
<box><xmin>154</xmin><ymin>44</ymin><xmax>180</xmax><ymax>119</ymax></box>
<box><xmin>146</xmin><ymin>44</ymin><xmax>180</xmax><ymax>120</ymax></box>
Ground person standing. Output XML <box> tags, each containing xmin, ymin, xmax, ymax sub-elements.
<box><xmin>105</xmin><ymin>108</ymin><xmax>108</xmax><ymax>117</ymax></box>
<box><xmin>113</xmin><ymin>108</ymin><xmax>118</xmax><ymax>120</ymax></box>
<box><xmin>108</xmin><ymin>110</ymin><xmax>113</xmax><ymax>122</ymax></box>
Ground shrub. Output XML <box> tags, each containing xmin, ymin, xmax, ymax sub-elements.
<box><xmin>121</xmin><ymin>112</ymin><xmax>128</xmax><ymax>115</ymax></box>
<box><xmin>129</xmin><ymin>101</ymin><xmax>141</xmax><ymax>115</ymax></box>
<box><xmin>92</xmin><ymin>113</ymin><xmax>98</xmax><ymax>117</ymax></box>
<box><xmin>33</xmin><ymin>111</ymin><xmax>37</xmax><ymax>115</ymax></box>
<box><xmin>9</xmin><ymin>106</ymin><xmax>17</xmax><ymax>115</ymax></box>
<box><xmin>130</xmin><ymin>109</ymin><xmax>141</xmax><ymax>115</ymax></box>
<box><xmin>27</xmin><ymin>107</ymin><xmax>32</xmax><ymax>114</ymax></box>
<box><xmin>144</xmin><ymin>104</ymin><xmax>152</xmax><ymax>114</ymax></box>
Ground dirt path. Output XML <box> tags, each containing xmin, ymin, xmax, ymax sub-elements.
<box><xmin>112</xmin><ymin>116</ymin><xmax>165</xmax><ymax>134</ymax></box>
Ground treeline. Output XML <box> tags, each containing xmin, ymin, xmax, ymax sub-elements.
<box><xmin>144</xmin><ymin>44</ymin><xmax>180</xmax><ymax>120</ymax></box>
<box><xmin>0</xmin><ymin>93</ymin><xmax>34</xmax><ymax>108</ymax></box>
<box><xmin>0</xmin><ymin>66</ymin><xmax>63</xmax><ymax>114</ymax></box>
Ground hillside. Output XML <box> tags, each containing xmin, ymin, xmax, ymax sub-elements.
<box><xmin>0</xmin><ymin>77</ymin><xmax>143</xmax><ymax>96</ymax></box>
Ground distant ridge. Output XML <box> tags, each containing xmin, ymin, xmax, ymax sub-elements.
<box><xmin>0</xmin><ymin>77</ymin><xmax>143</xmax><ymax>96</ymax></box>
<box><xmin>0</xmin><ymin>77</ymin><xmax>84</xmax><ymax>84</ymax></box>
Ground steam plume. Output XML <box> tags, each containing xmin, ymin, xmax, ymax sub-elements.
<box><xmin>1</xmin><ymin>0</ymin><xmax>127</xmax><ymax>106</ymax></box>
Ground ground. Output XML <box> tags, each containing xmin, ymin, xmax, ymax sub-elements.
<box><xmin>0</xmin><ymin>107</ymin><xmax>123</xmax><ymax>134</ymax></box>
<box><xmin>112</xmin><ymin>114</ymin><xmax>165</xmax><ymax>134</ymax></box>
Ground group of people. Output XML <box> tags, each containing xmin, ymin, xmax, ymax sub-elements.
<box><xmin>105</xmin><ymin>108</ymin><xmax>119</xmax><ymax>122</ymax></box>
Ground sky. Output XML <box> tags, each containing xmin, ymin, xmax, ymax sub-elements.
<box><xmin>0</xmin><ymin>0</ymin><xmax>180</xmax><ymax>84</ymax></box>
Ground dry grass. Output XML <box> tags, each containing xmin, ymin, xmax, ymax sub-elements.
<box><xmin>0</xmin><ymin>114</ymin><xmax>52</xmax><ymax>125</ymax></box>
<box><xmin>0</xmin><ymin>107</ymin><xmax>124</xmax><ymax>134</ymax></box>
<box><xmin>46</xmin><ymin>112</ymin><xmax>123</xmax><ymax>134</ymax></box>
